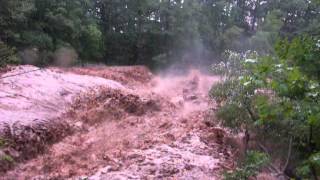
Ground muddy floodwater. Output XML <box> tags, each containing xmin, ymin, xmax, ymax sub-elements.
<box><xmin>0</xmin><ymin>65</ymin><xmax>233</xmax><ymax>179</ymax></box>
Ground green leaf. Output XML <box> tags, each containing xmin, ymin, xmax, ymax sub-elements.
<box><xmin>309</xmin><ymin>152</ymin><xmax>320</xmax><ymax>167</ymax></box>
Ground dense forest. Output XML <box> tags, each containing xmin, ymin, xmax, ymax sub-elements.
<box><xmin>1</xmin><ymin>0</ymin><xmax>319</xmax><ymax>68</ymax></box>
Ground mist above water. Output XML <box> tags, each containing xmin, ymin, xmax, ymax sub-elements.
<box><xmin>19</xmin><ymin>47</ymin><xmax>78</xmax><ymax>67</ymax></box>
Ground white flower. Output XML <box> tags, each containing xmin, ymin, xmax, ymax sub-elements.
<box><xmin>243</xmin><ymin>81</ymin><xmax>251</xmax><ymax>86</ymax></box>
<box><xmin>311</xmin><ymin>154</ymin><xmax>320</xmax><ymax>161</ymax></box>
<box><xmin>245</xmin><ymin>59</ymin><xmax>257</xmax><ymax>63</ymax></box>
<box><xmin>309</xmin><ymin>83</ymin><xmax>319</xmax><ymax>90</ymax></box>
<box><xmin>316</xmin><ymin>39</ymin><xmax>320</xmax><ymax>48</ymax></box>
<box><xmin>307</xmin><ymin>92</ymin><xmax>319</xmax><ymax>98</ymax></box>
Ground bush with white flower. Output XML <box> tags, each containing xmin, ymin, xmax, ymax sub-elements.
<box><xmin>211</xmin><ymin>36</ymin><xmax>320</xmax><ymax>179</ymax></box>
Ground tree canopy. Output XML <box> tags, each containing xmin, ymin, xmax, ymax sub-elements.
<box><xmin>0</xmin><ymin>0</ymin><xmax>319</xmax><ymax>68</ymax></box>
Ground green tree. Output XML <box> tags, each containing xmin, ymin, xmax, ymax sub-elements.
<box><xmin>0</xmin><ymin>41</ymin><xmax>19</xmax><ymax>67</ymax></box>
<box><xmin>211</xmin><ymin>36</ymin><xmax>320</xmax><ymax>179</ymax></box>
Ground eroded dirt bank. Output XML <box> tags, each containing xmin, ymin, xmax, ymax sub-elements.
<box><xmin>1</xmin><ymin>66</ymin><xmax>233</xmax><ymax>179</ymax></box>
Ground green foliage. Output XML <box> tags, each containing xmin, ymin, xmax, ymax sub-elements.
<box><xmin>0</xmin><ymin>138</ymin><xmax>6</xmax><ymax>148</ymax></box>
<box><xmin>224</xmin><ymin>151</ymin><xmax>269</xmax><ymax>180</ymax></box>
<box><xmin>0</xmin><ymin>154</ymin><xmax>14</xmax><ymax>164</ymax></box>
<box><xmin>20</xmin><ymin>31</ymin><xmax>54</xmax><ymax>50</ymax></box>
<box><xmin>1</xmin><ymin>0</ymin><xmax>320</xmax><ymax>66</ymax></box>
<box><xmin>275</xmin><ymin>36</ymin><xmax>320</xmax><ymax>79</ymax></box>
<box><xmin>216</xmin><ymin>103</ymin><xmax>250</xmax><ymax>130</ymax></box>
<box><xmin>222</xmin><ymin>26</ymin><xmax>245</xmax><ymax>51</ymax></box>
<box><xmin>0</xmin><ymin>0</ymin><xmax>103</xmax><ymax>64</ymax></box>
<box><xmin>211</xmin><ymin>36</ymin><xmax>320</xmax><ymax>178</ymax></box>
<box><xmin>297</xmin><ymin>152</ymin><xmax>320</xmax><ymax>178</ymax></box>
<box><xmin>0</xmin><ymin>41</ymin><xmax>19</xmax><ymax>67</ymax></box>
<box><xmin>210</xmin><ymin>80</ymin><xmax>236</xmax><ymax>103</ymax></box>
<box><xmin>211</xmin><ymin>51</ymin><xmax>261</xmax><ymax>132</ymax></box>
<box><xmin>80</xmin><ymin>24</ymin><xmax>104</xmax><ymax>60</ymax></box>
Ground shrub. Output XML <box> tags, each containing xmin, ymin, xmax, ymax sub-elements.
<box><xmin>224</xmin><ymin>151</ymin><xmax>270</xmax><ymax>180</ymax></box>
<box><xmin>0</xmin><ymin>41</ymin><xmax>19</xmax><ymax>67</ymax></box>
<box><xmin>1</xmin><ymin>154</ymin><xmax>14</xmax><ymax>163</ymax></box>
<box><xmin>211</xmin><ymin>36</ymin><xmax>320</xmax><ymax>179</ymax></box>
<box><xmin>0</xmin><ymin>138</ymin><xmax>6</xmax><ymax>148</ymax></box>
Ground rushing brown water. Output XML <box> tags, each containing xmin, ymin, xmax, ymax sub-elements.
<box><xmin>1</xmin><ymin>66</ymin><xmax>233</xmax><ymax>179</ymax></box>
